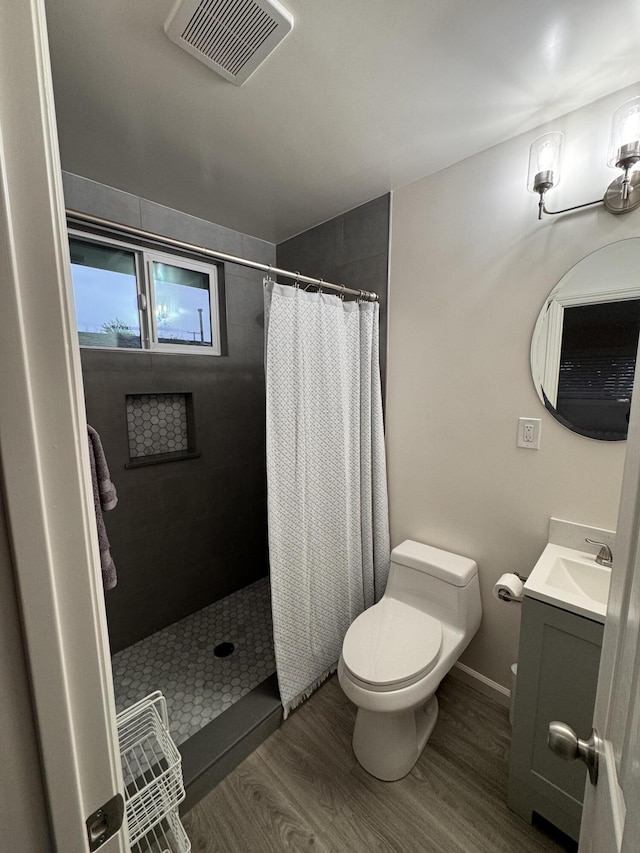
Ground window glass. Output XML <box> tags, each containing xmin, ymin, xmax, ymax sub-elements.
<box><xmin>69</xmin><ymin>238</ymin><xmax>141</xmax><ymax>349</ymax></box>
<box><xmin>67</xmin><ymin>233</ymin><xmax>220</xmax><ymax>354</ymax></box>
<box><xmin>152</xmin><ymin>261</ymin><xmax>212</xmax><ymax>347</ymax></box>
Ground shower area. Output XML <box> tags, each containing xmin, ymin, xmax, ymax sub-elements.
<box><xmin>82</xmin><ymin>317</ymin><xmax>281</xmax><ymax>803</ymax></box>
<box><xmin>68</xmin><ymin>170</ymin><xmax>390</xmax><ymax>808</ymax></box>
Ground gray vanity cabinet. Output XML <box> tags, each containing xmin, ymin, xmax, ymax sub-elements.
<box><xmin>507</xmin><ymin>596</ymin><xmax>603</xmax><ymax>841</ymax></box>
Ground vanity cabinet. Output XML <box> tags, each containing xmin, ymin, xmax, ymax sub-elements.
<box><xmin>507</xmin><ymin>596</ymin><xmax>603</xmax><ymax>841</ymax></box>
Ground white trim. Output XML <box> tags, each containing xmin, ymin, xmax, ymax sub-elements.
<box><xmin>449</xmin><ymin>662</ymin><xmax>511</xmax><ymax>710</ymax></box>
<box><xmin>79</xmin><ymin>345</ymin><xmax>222</xmax><ymax>357</ymax></box>
<box><xmin>554</xmin><ymin>284</ymin><xmax>640</xmax><ymax>308</ymax></box>
<box><xmin>542</xmin><ymin>300</ymin><xmax>563</xmax><ymax>408</ymax></box>
<box><xmin>0</xmin><ymin>2</ymin><xmax>127</xmax><ymax>850</ymax></box>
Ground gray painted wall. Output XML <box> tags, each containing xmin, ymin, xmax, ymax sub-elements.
<box><xmin>0</xmin><ymin>486</ymin><xmax>53</xmax><ymax>851</ymax></box>
<box><xmin>63</xmin><ymin>173</ymin><xmax>274</xmax><ymax>652</ymax></box>
<box><xmin>277</xmin><ymin>194</ymin><xmax>390</xmax><ymax>389</ymax></box>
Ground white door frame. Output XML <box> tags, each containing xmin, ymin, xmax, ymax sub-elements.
<box><xmin>0</xmin><ymin>1</ymin><xmax>127</xmax><ymax>851</ymax></box>
<box><xmin>579</xmin><ymin>354</ymin><xmax>640</xmax><ymax>851</ymax></box>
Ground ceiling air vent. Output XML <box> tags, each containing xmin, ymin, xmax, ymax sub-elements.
<box><xmin>164</xmin><ymin>0</ymin><xmax>294</xmax><ymax>86</ymax></box>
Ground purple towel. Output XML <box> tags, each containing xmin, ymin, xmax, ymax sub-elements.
<box><xmin>87</xmin><ymin>425</ymin><xmax>118</xmax><ymax>590</ymax></box>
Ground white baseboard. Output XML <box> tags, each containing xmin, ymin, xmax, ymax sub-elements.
<box><xmin>449</xmin><ymin>662</ymin><xmax>511</xmax><ymax>710</ymax></box>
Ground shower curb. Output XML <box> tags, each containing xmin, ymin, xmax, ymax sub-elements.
<box><xmin>179</xmin><ymin>674</ymin><xmax>282</xmax><ymax>813</ymax></box>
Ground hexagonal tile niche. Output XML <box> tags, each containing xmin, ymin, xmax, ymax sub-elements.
<box><xmin>126</xmin><ymin>393</ymin><xmax>189</xmax><ymax>459</ymax></box>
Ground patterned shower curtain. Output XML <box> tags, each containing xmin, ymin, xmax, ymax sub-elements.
<box><xmin>264</xmin><ymin>280</ymin><xmax>390</xmax><ymax>717</ymax></box>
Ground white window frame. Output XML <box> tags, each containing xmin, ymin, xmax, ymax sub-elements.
<box><xmin>68</xmin><ymin>229</ymin><xmax>221</xmax><ymax>356</ymax></box>
<box><xmin>542</xmin><ymin>287</ymin><xmax>640</xmax><ymax>408</ymax></box>
<box><xmin>146</xmin><ymin>249</ymin><xmax>221</xmax><ymax>355</ymax></box>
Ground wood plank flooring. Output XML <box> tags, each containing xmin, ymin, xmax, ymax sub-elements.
<box><xmin>183</xmin><ymin>675</ymin><xmax>576</xmax><ymax>853</ymax></box>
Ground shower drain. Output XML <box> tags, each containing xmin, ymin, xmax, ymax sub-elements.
<box><xmin>214</xmin><ymin>642</ymin><xmax>235</xmax><ymax>657</ymax></box>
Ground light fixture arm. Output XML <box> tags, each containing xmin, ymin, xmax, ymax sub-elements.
<box><xmin>536</xmin><ymin>191</ymin><xmax>603</xmax><ymax>220</ymax></box>
<box><xmin>536</xmin><ymin>170</ymin><xmax>640</xmax><ymax>219</ymax></box>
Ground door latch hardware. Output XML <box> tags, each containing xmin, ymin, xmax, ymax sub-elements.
<box><xmin>548</xmin><ymin>721</ymin><xmax>601</xmax><ymax>785</ymax></box>
<box><xmin>86</xmin><ymin>793</ymin><xmax>124</xmax><ymax>851</ymax></box>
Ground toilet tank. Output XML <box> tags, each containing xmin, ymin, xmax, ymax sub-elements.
<box><xmin>386</xmin><ymin>539</ymin><xmax>482</xmax><ymax>633</ymax></box>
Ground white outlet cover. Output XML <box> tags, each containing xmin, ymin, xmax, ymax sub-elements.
<box><xmin>517</xmin><ymin>417</ymin><xmax>541</xmax><ymax>449</ymax></box>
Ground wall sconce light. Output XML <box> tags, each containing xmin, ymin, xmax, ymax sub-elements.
<box><xmin>528</xmin><ymin>96</ymin><xmax>640</xmax><ymax>220</ymax></box>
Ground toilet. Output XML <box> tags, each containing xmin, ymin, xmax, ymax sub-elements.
<box><xmin>337</xmin><ymin>539</ymin><xmax>482</xmax><ymax>781</ymax></box>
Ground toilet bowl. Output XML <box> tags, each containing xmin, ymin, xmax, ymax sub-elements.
<box><xmin>338</xmin><ymin>539</ymin><xmax>482</xmax><ymax>781</ymax></box>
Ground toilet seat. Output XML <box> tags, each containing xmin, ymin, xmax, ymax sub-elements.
<box><xmin>342</xmin><ymin>599</ymin><xmax>442</xmax><ymax>691</ymax></box>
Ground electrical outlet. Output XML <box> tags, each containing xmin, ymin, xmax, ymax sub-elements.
<box><xmin>517</xmin><ymin>417</ymin><xmax>541</xmax><ymax>449</ymax></box>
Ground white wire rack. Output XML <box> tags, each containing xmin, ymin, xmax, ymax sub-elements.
<box><xmin>116</xmin><ymin>691</ymin><xmax>190</xmax><ymax>852</ymax></box>
<box><xmin>130</xmin><ymin>808</ymin><xmax>191</xmax><ymax>853</ymax></box>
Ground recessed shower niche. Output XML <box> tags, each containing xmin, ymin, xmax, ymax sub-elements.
<box><xmin>125</xmin><ymin>392</ymin><xmax>199</xmax><ymax>467</ymax></box>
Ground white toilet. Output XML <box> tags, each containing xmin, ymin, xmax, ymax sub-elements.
<box><xmin>337</xmin><ymin>539</ymin><xmax>482</xmax><ymax>781</ymax></box>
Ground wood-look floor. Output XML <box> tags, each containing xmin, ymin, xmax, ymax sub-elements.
<box><xmin>183</xmin><ymin>675</ymin><xmax>575</xmax><ymax>853</ymax></box>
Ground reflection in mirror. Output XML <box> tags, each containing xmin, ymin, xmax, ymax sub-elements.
<box><xmin>553</xmin><ymin>300</ymin><xmax>639</xmax><ymax>438</ymax></box>
<box><xmin>531</xmin><ymin>239</ymin><xmax>640</xmax><ymax>441</ymax></box>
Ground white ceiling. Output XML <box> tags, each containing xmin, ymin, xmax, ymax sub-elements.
<box><xmin>45</xmin><ymin>0</ymin><xmax>640</xmax><ymax>243</ymax></box>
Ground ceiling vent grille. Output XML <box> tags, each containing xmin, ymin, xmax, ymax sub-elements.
<box><xmin>165</xmin><ymin>0</ymin><xmax>294</xmax><ymax>86</ymax></box>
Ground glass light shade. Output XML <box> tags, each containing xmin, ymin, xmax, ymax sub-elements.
<box><xmin>608</xmin><ymin>96</ymin><xmax>640</xmax><ymax>168</ymax></box>
<box><xmin>527</xmin><ymin>132</ymin><xmax>563</xmax><ymax>193</ymax></box>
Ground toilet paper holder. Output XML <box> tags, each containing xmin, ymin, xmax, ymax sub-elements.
<box><xmin>496</xmin><ymin>572</ymin><xmax>528</xmax><ymax>603</ymax></box>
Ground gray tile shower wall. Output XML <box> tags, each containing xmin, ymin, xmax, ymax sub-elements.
<box><xmin>65</xmin><ymin>172</ymin><xmax>273</xmax><ymax>652</ymax></box>
<box><xmin>276</xmin><ymin>194</ymin><xmax>390</xmax><ymax>391</ymax></box>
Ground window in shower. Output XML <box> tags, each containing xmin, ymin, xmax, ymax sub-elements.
<box><xmin>68</xmin><ymin>232</ymin><xmax>221</xmax><ymax>355</ymax></box>
<box><xmin>147</xmin><ymin>252</ymin><xmax>216</xmax><ymax>353</ymax></box>
<box><xmin>69</xmin><ymin>238</ymin><xmax>142</xmax><ymax>349</ymax></box>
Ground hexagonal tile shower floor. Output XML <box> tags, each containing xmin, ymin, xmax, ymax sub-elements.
<box><xmin>111</xmin><ymin>577</ymin><xmax>276</xmax><ymax>745</ymax></box>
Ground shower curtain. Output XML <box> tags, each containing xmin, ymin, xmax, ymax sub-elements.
<box><xmin>264</xmin><ymin>280</ymin><xmax>390</xmax><ymax>717</ymax></box>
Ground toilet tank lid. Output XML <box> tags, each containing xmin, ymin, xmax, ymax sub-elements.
<box><xmin>391</xmin><ymin>540</ymin><xmax>477</xmax><ymax>586</ymax></box>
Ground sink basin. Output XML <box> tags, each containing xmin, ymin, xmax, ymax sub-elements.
<box><xmin>524</xmin><ymin>543</ymin><xmax>611</xmax><ymax>622</ymax></box>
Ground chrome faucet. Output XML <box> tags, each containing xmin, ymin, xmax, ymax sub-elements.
<box><xmin>586</xmin><ymin>538</ymin><xmax>613</xmax><ymax>567</ymax></box>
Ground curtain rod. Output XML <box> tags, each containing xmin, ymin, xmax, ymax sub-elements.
<box><xmin>66</xmin><ymin>209</ymin><xmax>380</xmax><ymax>303</ymax></box>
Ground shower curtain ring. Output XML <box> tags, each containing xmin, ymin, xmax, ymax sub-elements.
<box><xmin>294</xmin><ymin>271</ymin><xmax>301</xmax><ymax>289</ymax></box>
<box><xmin>339</xmin><ymin>284</ymin><xmax>346</xmax><ymax>301</ymax></box>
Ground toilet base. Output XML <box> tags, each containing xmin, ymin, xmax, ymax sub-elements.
<box><xmin>352</xmin><ymin>694</ymin><xmax>439</xmax><ymax>781</ymax></box>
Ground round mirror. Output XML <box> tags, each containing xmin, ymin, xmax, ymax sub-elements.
<box><xmin>531</xmin><ymin>239</ymin><xmax>640</xmax><ymax>441</ymax></box>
